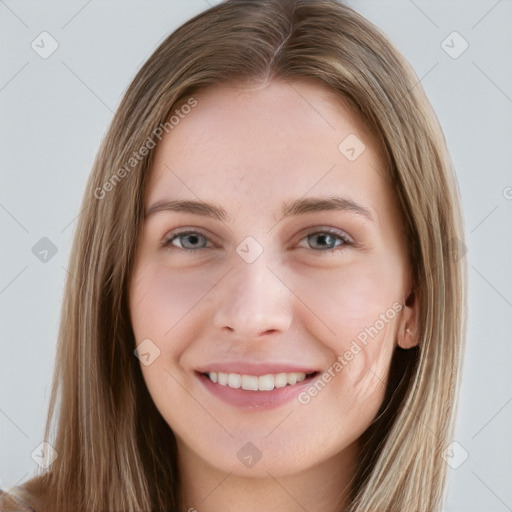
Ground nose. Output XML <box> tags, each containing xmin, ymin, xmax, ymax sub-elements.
<box><xmin>212</xmin><ymin>253</ymin><xmax>293</xmax><ymax>338</ymax></box>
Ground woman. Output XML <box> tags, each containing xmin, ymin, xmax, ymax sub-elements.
<box><xmin>1</xmin><ymin>0</ymin><xmax>466</xmax><ymax>510</ymax></box>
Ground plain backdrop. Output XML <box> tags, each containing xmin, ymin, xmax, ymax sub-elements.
<box><xmin>1</xmin><ymin>1</ymin><xmax>511</xmax><ymax>510</ymax></box>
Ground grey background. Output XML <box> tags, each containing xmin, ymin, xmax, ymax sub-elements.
<box><xmin>1</xmin><ymin>1</ymin><xmax>511</xmax><ymax>510</ymax></box>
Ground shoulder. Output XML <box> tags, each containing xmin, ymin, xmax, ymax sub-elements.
<box><xmin>0</xmin><ymin>489</ymin><xmax>36</xmax><ymax>512</ymax></box>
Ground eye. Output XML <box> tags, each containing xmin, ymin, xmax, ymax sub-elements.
<box><xmin>298</xmin><ymin>229</ymin><xmax>353</xmax><ymax>251</ymax></box>
<box><xmin>163</xmin><ymin>230</ymin><xmax>211</xmax><ymax>250</ymax></box>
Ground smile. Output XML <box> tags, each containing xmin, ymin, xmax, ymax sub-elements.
<box><xmin>205</xmin><ymin>371</ymin><xmax>316</xmax><ymax>391</ymax></box>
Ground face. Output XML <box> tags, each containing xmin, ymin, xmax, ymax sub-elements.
<box><xmin>129</xmin><ymin>79</ymin><xmax>418</xmax><ymax>479</ymax></box>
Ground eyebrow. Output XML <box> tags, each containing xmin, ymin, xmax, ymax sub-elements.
<box><xmin>281</xmin><ymin>197</ymin><xmax>376</xmax><ymax>224</ymax></box>
<box><xmin>144</xmin><ymin>196</ymin><xmax>376</xmax><ymax>224</ymax></box>
<box><xmin>145</xmin><ymin>199</ymin><xmax>228</xmax><ymax>221</ymax></box>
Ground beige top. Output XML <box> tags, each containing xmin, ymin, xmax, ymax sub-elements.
<box><xmin>0</xmin><ymin>490</ymin><xmax>35</xmax><ymax>512</ymax></box>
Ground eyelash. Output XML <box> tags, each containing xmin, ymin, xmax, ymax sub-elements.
<box><xmin>162</xmin><ymin>228</ymin><xmax>354</xmax><ymax>253</ymax></box>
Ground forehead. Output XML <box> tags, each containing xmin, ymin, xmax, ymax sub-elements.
<box><xmin>146</xmin><ymin>79</ymin><xmax>391</xmax><ymax>223</ymax></box>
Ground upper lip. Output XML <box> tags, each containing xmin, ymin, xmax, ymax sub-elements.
<box><xmin>195</xmin><ymin>362</ymin><xmax>320</xmax><ymax>376</ymax></box>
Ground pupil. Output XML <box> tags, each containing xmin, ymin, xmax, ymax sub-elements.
<box><xmin>309</xmin><ymin>233</ymin><xmax>340</xmax><ymax>250</ymax></box>
<box><xmin>319</xmin><ymin>234</ymin><xmax>332</xmax><ymax>247</ymax></box>
<box><xmin>186</xmin><ymin>234</ymin><xmax>200</xmax><ymax>247</ymax></box>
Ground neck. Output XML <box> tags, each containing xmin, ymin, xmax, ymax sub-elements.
<box><xmin>178</xmin><ymin>440</ymin><xmax>359</xmax><ymax>512</ymax></box>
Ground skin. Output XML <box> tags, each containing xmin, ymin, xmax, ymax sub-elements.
<box><xmin>129</xmin><ymin>78</ymin><xmax>419</xmax><ymax>512</ymax></box>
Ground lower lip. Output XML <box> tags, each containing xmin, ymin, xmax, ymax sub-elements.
<box><xmin>197</xmin><ymin>372</ymin><xmax>317</xmax><ymax>410</ymax></box>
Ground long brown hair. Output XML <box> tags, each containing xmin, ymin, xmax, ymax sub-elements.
<box><xmin>16</xmin><ymin>1</ymin><xmax>466</xmax><ymax>510</ymax></box>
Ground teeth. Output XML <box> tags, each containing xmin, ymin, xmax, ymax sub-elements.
<box><xmin>207</xmin><ymin>371</ymin><xmax>308</xmax><ymax>391</ymax></box>
<box><xmin>228</xmin><ymin>373</ymin><xmax>241</xmax><ymax>388</ymax></box>
<box><xmin>258</xmin><ymin>374</ymin><xmax>274</xmax><ymax>391</ymax></box>
<box><xmin>241</xmin><ymin>374</ymin><xmax>258</xmax><ymax>391</ymax></box>
<box><xmin>274</xmin><ymin>373</ymin><xmax>287</xmax><ymax>388</ymax></box>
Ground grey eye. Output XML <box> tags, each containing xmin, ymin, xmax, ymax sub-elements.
<box><xmin>305</xmin><ymin>232</ymin><xmax>345</xmax><ymax>250</ymax></box>
<box><xmin>168</xmin><ymin>232</ymin><xmax>209</xmax><ymax>250</ymax></box>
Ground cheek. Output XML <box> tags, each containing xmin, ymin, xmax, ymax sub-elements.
<box><xmin>130</xmin><ymin>261</ymin><xmax>219</xmax><ymax>349</ymax></box>
<box><xmin>293</xmin><ymin>258</ymin><xmax>402</xmax><ymax>343</ymax></box>
<box><xmin>129</xmin><ymin>262</ymin><xmax>215</xmax><ymax>415</ymax></box>
<box><xmin>292</xmin><ymin>261</ymin><xmax>401</xmax><ymax>403</ymax></box>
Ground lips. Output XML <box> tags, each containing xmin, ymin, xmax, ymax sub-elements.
<box><xmin>194</xmin><ymin>362</ymin><xmax>321</xmax><ymax>409</ymax></box>
<box><xmin>195</xmin><ymin>362</ymin><xmax>320</xmax><ymax>377</ymax></box>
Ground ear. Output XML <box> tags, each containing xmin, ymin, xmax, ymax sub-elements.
<box><xmin>397</xmin><ymin>288</ymin><xmax>420</xmax><ymax>349</ymax></box>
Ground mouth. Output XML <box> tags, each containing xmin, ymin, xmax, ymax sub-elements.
<box><xmin>203</xmin><ymin>370</ymin><xmax>319</xmax><ymax>391</ymax></box>
<box><xmin>196</xmin><ymin>369</ymin><xmax>321</xmax><ymax>409</ymax></box>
